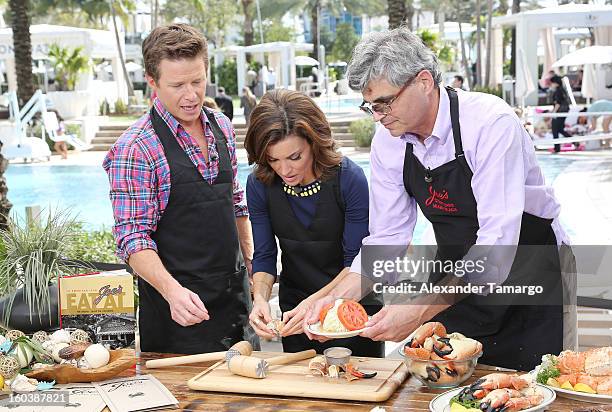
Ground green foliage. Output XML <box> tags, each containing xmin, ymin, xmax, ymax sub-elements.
<box><xmin>47</xmin><ymin>44</ymin><xmax>90</xmax><ymax>91</ymax></box>
<box><xmin>0</xmin><ymin>209</ymin><xmax>92</xmax><ymax>326</ymax></box>
<box><xmin>99</xmin><ymin>99</ymin><xmax>110</xmax><ymax>116</ymax></box>
<box><xmin>472</xmin><ymin>85</ymin><xmax>502</xmax><ymax>98</ymax></box>
<box><xmin>417</xmin><ymin>29</ymin><xmax>454</xmax><ymax>67</ymax></box>
<box><xmin>113</xmin><ymin>99</ymin><xmax>127</xmax><ymax>115</ymax></box>
<box><xmin>438</xmin><ymin>45</ymin><xmax>454</xmax><ymax>66</ymax></box>
<box><xmin>263</xmin><ymin>19</ymin><xmax>295</xmax><ymax>42</ymax></box>
<box><xmin>349</xmin><ymin>118</ymin><xmax>376</xmax><ymax>148</ymax></box>
<box><xmin>67</xmin><ymin>224</ymin><xmax>120</xmax><ymax>264</ymax></box>
<box><xmin>216</xmin><ymin>59</ymin><xmax>238</xmax><ymax>96</ymax></box>
<box><xmin>162</xmin><ymin>0</ymin><xmax>237</xmax><ymax>47</ymax></box>
<box><xmin>330</xmin><ymin>23</ymin><xmax>359</xmax><ymax>63</ymax></box>
<box><xmin>503</xmin><ymin>60</ymin><xmax>512</xmax><ymax>76</ymax></box>
<box><xmin>417</xmin><ymin>29</ymin><xmax>439</xmax><ymax>54</ymax></box>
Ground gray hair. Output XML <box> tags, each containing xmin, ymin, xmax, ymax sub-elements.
<box><xmin>347</xmin><ymin>26</ymin><xmax>442</xmax><ymax>92</ymax></box>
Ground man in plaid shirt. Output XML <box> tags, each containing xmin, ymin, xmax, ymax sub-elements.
<box><xmin>103</xmin><ymin>24</ymin><xmax>255</xmax><ymax>354</ymax></box>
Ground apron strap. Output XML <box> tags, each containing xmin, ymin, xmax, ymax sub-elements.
<box><xmin>445</xmin><ymin>86</ymin><xmax>473</xmax><ymax>179</ymax></box>
<box><xmin>203</xmin><ymin>108</ymin><xmax>232</xmax><ymax>175</ymax></box>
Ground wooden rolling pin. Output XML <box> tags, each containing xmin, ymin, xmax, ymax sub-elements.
<box><xmin>145</xmin><ymin>341</ymin><xmax>252</xmax><ymax>368</ymax></box>
<box><xmin>227</xmin><ymin>349</ymin><xmax>316</xmax><ymax>379</ymax></box>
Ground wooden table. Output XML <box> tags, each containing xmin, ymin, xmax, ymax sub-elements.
<box><xmin>126</xmin><ymin>352</ymin><xmax>593</xmax><ymax>411</ymax></box>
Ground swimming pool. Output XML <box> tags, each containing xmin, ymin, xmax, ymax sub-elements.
<box><xmin>316</xmin><ymin>97</ymin><xmax>362</xmax><ymax>113</ymax></box>
<box><xmin>4</xmin><ymin>155</ymin><xmax>576</xmax><ymax>231</ymax></box>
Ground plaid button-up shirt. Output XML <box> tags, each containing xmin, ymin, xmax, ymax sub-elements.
<box><xmin>103</xmin><ymin>98</ymin><xmax>248</xmax><ymax>262</ymax></box>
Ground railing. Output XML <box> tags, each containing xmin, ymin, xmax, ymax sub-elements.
<box><xmin>7</xmin><ymin>90</ymin><xmax>47</xmax><ymax>140</ymax></box>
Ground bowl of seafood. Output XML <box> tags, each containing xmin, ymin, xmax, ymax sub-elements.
<box><xmin>399</xmin><ymin>322</ymin><xmax>483</xmax><ymax>389</ymax></box>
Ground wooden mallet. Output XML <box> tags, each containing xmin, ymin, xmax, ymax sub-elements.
<box><xmin>145</xmin><ymin>340</ymin><xmax>253</xmax><ymax>369</ymax></box>
<box><xmin>227</xmin><ymin>349</ymin><xmax>316</xmax><ymax>379</ymax></box>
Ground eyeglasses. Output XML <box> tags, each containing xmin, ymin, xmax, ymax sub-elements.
<box><xmin>359</xmin><ymin>79</ymin><xmax>414</xmax><ymax>116</ymax></box>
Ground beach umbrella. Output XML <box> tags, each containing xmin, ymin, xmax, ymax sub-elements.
<box><xmin>295</xmin><ymin>55</ymin><xmax>319</xmax><ymax>66</ymax></box>
<box><xmin>552</xmin><ymin>46</ymin><xmax>612</xmax><ymax>67</ymax></box>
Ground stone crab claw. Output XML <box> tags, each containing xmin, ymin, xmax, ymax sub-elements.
<box><xmin>407</xmin><ymin>322</ymin><xmax>447</xmax><ymax>348</ymax></box>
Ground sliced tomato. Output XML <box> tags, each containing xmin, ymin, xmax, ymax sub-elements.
<box><xmin>337</xmin><ymin>300</ymin><xmax>368</xmax><ymax>331</ymax></box>
<box><xmin>319</xmin><ymin>302</ymin><xmax>335</xmax><ymax>324</ymax></box>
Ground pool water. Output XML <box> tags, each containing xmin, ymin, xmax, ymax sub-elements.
<box><xmin>4</xmin><ymin>155</ymin><xmax>576</xmax><ymax>231</ymax></box>
<box><xmin>316</xmin><ymin>97</ymin><xmax>362</xmax><ymax>112</ymax></box>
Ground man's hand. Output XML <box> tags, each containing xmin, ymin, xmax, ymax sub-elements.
<box><xmin>360</xmin><ymin>305</ymin><xmax>422</xmax><ymax>342</ymax></box>
<box><xmin>302</xmin><ymin>295</ymin><xmax>336</xmax><ymax>342</ymax></box>
<box><xmin>280</xmin><ymin>297</ymin><xmax>314</xmax><ymax>337</ymax></box>
<box><xmin>163</xmin><ymin>284</ymin><xmax>210</xmax><ymax>327</ymax></box>
<box><xmin>249</xmin><ymin>295</ymin><xmax>276</xmax><ymax>339</ymax></box>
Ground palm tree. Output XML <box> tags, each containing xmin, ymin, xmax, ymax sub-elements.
<box><xmin>9</xmin><ymin>0</ymin><xmax>35</xmax><ymax>106</ymax></box>
<box><xmin>510</xmin><ymin>0</ymin><xmax>520</xmax><ymax>77</ymax></box>
<box><xmin>242</xmin><ymin>0</ymin><xmax>255</xmax><ymax>47</ymax></box>
<box><xmin>109</xmin><ymin>0</ymin><xmax>134</xmax><ymax>97</ymax></box>
<box><xmin>388</xmin><ymin>0</ymin><xmax>407</xmax><ymax>30</ymax></box>
<box><xmin>475</xmin><ymin>0</ymin><xmax>482</xmax><ymax>87</ymax></box>
<box><xmin>484</xmin><ymin>0</ymin><xmax>493</xmax><ymax>87</ymax></box>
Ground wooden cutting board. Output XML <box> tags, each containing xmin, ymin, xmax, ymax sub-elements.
<box><xmin>187</xmin><ymin>351</ymin><xmax>409</xmax><ymax>402</ymax></box>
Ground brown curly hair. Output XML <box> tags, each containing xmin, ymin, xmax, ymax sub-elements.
<box><xmin>244</xmin><ymin>89</ymin><xmax>342</xmax><ymax>185</ymax></box>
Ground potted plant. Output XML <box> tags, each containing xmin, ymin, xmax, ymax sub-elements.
<box><xmin>46</xmin><ymin>44</ymin><xmax>91</xmax><ymax>119</ymax></box>
<box><xmin>0</xmin><ymin>209</ymin><xmax>91</xmax><ymax>333</ymax></box>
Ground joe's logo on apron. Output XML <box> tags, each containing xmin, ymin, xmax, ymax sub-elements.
<box><xmin>425</xmin><ymin>185</ymin><xmax>458</xmax><ymax>213</ymax></box>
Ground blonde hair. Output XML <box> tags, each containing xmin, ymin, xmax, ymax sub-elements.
<box><xmin>202</xmin><ymin>97</ymin><xmax>219</xmax><ymax>110</ymax></box>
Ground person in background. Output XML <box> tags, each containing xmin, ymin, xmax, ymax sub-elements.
<box><xmin>240</xmin><ymin>87</ymin><xmax>257</xmax><ymax>125</ymax></box>
<box><xmin>50</xmin><ymin>109</ymin><xmax>68</xmax><ymax>159</ymax></box>
<box><xmin>245</xmin><ymin>89</ymin><xmax>383</xmax><ymax>357</ymax></box>
<box><xmin>246</xmin><ymin>68</ymin><xmax>258</xmax><ymax>92</ymax></box>
<box><xmin>550</xmin><ymin>75</ymin><xmax>571</xmax><ymax>153</ymax></box>
<box><xmin>587</xmin><ymin>99</ymin><xmax>612</xmax><ymax>133</ymax></box>
<box><xmin>540</xmin><ymin>70</ymin><xmax>556</xmax><ymax>91</ymax></box>
<box><xmin>214</xmin><ymin>87</ymin><xmax>234</xmax><ymax>121</ymax></box>
<box><xmin>451</xmin><ymin>75</ymin><xmax>465</xmax><ymax>90</ymax></box>
<box><xmin>587</xmin><ymin>99</ymin><xmax>612</xmax><ymax>148</ymax></box>
<box><xmin>267</xmin><ymin>68</ymin><xmax>276</xmax><ymax>90</ymax></box>
<box><xmin>202</xmin><ymin>97</ymin><xmax>220</xmax><ymax>111</ymax></box>
<box><xmin>103</xmin><ymin>23</ymin><xmax>256</xmax><ymax>354</ymax></box>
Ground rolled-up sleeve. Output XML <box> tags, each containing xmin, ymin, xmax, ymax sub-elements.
<box><xmin>103</xmin><ymin>141</ymin><xmax>160</xmax><ymax>262</ymax></box>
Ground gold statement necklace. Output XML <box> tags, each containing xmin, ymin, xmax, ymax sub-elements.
<box><xmin>282</xmin><ymin>180</ymin><xmax>321</xmax><ymax>197</ymax></box>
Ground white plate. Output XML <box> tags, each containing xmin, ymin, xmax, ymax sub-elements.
<box><xmin>544</xmin><ymin>385</ymin><xmax>612</xmax><ymax>404</ymax></box>
<box><xmin>429</xmin><ymin>384</ymin><xmax>556</xmax><ymax>412</ymax></box>
<box><xmin>306</xmin><ymin>322</ymin><xmax>366</xmax><ymax>339</ymax></box>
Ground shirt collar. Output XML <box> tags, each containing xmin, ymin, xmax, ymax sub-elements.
<box><xmin>152</xmin><ymin>97</ymin><xmax>208</xmax><ymax>137</ymax></box>
<box><xmin>400</xmin><ymin>87</ymin><xmax>452</xmax><ymax>145</ymax></box>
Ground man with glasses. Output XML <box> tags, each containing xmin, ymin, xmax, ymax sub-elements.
<box><xmin>304</xmin><ymin>27</ymin><xmax>576</xmax><ymax>371</ymax></box>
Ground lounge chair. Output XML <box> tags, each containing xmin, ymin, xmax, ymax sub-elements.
<box><xmin>42</xmin><ymin>111</ymin><xmax>92</xmax><ymax>151</ymax></box>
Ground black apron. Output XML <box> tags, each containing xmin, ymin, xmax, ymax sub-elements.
<box><xmin>268</xmin><ymin>164</ymin><xmax>384</xmax><ymax>357</ymax></box>
<box><xmin>138</xmin><ymin>107</ymin><xmax>250</xmax><ymax>354</ymax></box>
<box><xmin>402</xmin><ymin>87</ymin><xmax>563</xmax><ymax>371</ymax></box>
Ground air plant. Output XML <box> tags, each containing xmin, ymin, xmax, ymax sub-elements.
<box><xmin>0</xmin><ymin>208</ymin><xmax>90</xmax><ymax>327</ymax></box>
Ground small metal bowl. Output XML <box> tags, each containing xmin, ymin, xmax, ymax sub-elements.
<box><xmin>324</xmin><ymin>347</ymin><xmax>352</xmax><ymax>366</ymax></box>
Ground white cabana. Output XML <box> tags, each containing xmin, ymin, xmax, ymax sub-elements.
<box><xmin>0</xmin><ymin>24</ymin><xmax>128</xmax><ymax>108</ymax></box>
<box><xmin>492</xmin><ymin>4</ymin><xmax>612</xmax><ymax>105</ymax></box>
<box><xmin>213</xmin><ymin>41</ymin><xmax>314</xmax><ymax>96</ymax></box>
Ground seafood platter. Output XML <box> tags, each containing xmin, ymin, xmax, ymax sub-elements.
<box><xmin>533</xmin><ymin>346</ymin><xmax>612</xmax><ymax>403</ymax></box>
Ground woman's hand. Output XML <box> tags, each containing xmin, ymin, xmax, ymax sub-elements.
<box><xmin>280</xmin><ymin>297</ymin><xmax>315</xmax><ymax>337</ymax></box>
<box><xmin>249</xmin><ymin>295</ymin><xmax>276</xmax><ymax>339</ymax></box>
<box><xmin>302</xmin><ymin>295</ymin><xmax>336</xmax><ymax>342</ymax></box>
